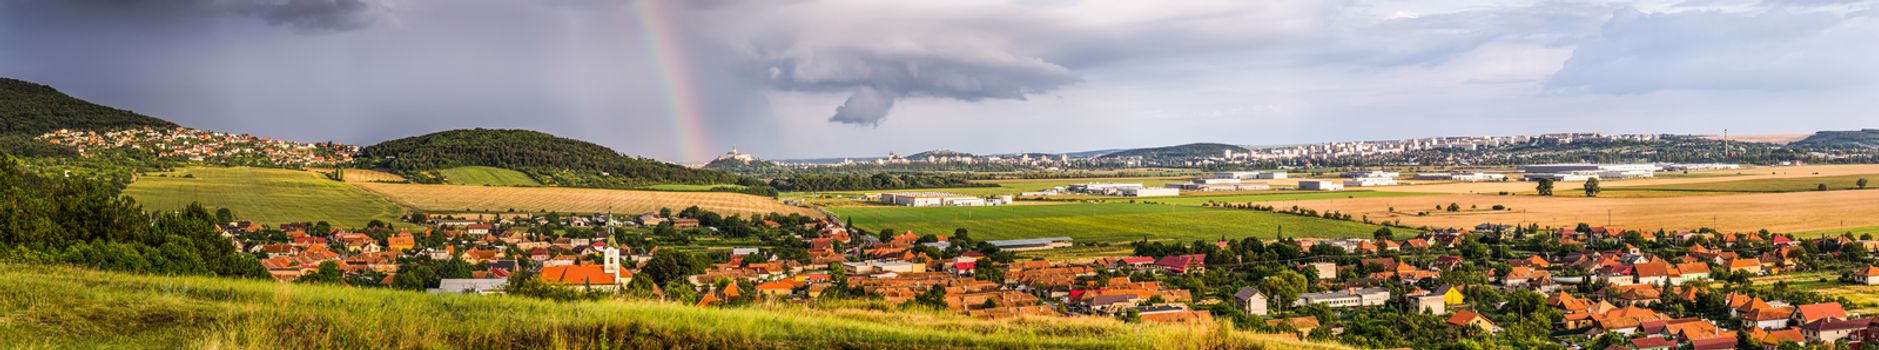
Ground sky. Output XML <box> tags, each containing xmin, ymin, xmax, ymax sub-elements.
<box><xmin>2</xmin><ymin>0</ymin><xmax>1877</xmax><ymax>163</ymax></box>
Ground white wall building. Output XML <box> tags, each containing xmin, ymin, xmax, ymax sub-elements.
<box><xmin>1298</xmin><ymin>180</ymin><xmax>1344</xmax><ymax>191</ymax></box>
<box><xmin>878</xmin><ymin>192</ymin><xmax>987</xmax><ymax>207</ymax></box>
<box><xmin>1341</xmin><ymin>171</ymin><xmax>1401</xmax><ymax>178</ymax></box>
<box><xmin>1344</xmin><ymin>177</ymin><xmax>1398</xmax><ymax>187</ymax></box>
<box><xmin>1119</xmin><ymin>187</ymin><xmax>1180</xmax><ymax>197</ymax></box>
<box><xmin>1520</xmin><ymin>164</ymin><xmax>1660</xmax><ymax>181</ymax></box>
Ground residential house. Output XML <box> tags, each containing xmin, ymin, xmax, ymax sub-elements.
<box><xmin>1156</xmin><ymin>254</ymin><xmax>1206</xmax><ymax>274</ymax></box>
<box><xmin>1793</xmin><ymin>302</ymin><xmax>1848</xmax><ymax>325</ymax></box>
<box><xmin>1447</xmin><ymin>310</ymin><xmax>1500</xmax><ymax>333</ymax></box>
<box><xmin>1233</xmin><ymin>287</ymin><xmax>1269</xmax><ymax>316</ymax></box>
<box><xmin>1857</xmin><ymin>266</ymin><xmax>1879</xmax><ymax>285</ymax></box>
<box><xmin>1799</xmin><ymin>318</ymin><xmax>1871</xmax><ymax>343</ymax></box>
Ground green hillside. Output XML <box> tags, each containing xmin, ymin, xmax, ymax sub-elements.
<box><xmin>0</xmin><ymin>77</ymin><xmax>177</xmax><ymax>135</ymax></box>
<box><xmin>359</xmin><ymin>129</ymin><xmax>745</xmax><ymax>188</ymax></box>
<box><xmin>122</xmin><ymin>166</ymin><xmax>406</xmax><ymax>228</ymax></box>
<box><xmin>0</xmin><ymin>264</ymin><xmax>1341</xmax><ymax>349</ymax></box>
<box><xmin>438</xmin><ymin>166</ymin><xmax>542</xmax><ymax>186</ymax></box>
<box><xmin>1100</xmin><ymin>143</ymin><xmax>1247</xmax><ymax>159</ymax></box>
<box><xmin>1792</xmin><ymin>129</ymin><xmax>1879</xmax><ymax>148</ymax></box>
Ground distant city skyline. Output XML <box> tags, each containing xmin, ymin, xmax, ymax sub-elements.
<box><xmin>4</xmin><ymin>0</ymin><xmax>1877</xmax><ymax>162</ymax></box>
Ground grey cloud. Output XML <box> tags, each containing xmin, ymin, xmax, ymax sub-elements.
<box><xmin>829</xmin><ymin>85</ymin><xmax>894</xmax><ymax>125</ymax></box>
<box><xmin>0</xmin><ymin>0</ymin><xmax>390</xmax><ymax>32</ymax></box>
<box><xmin>224</xmin><ymin>0</ymin><xmax>391</xmax><ymax>31</ymax></box>
<box><xmin>761</xmin><ymin>46</ymin><xmax>1079</xmax><ymax>125</ymax></box>
<box><xmin>1546</xmin><ymin>8</ymin><xmax>1878</xmax><ymax>94</ymax></box>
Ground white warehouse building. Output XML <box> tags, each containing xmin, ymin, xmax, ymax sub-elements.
<box><xmin>878</xmin><ymin>192</ymin><xmax>987</xmax><ymax>207</ymax></box>
<box><xmin>1297</xmin><ymin>180</ymin><xmax>1345</xmax><ymax>191</ymax></box>
<box><xmin>1520</xmin><ymin>164</ymin><xmax>1660</xmax><ymax>181</ymax></box>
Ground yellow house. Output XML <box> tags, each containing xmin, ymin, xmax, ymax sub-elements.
<box><xmin>1438</xmin><ymin>285</ymin><xmax>1466</xmax><ymax>305</ymax></box>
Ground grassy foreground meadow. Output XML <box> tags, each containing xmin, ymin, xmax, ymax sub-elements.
<box><xmin>438</xmin><ymin>166</ymin><xmax>542</xmax><ymax>186</ymax></box>
<box><xmin>831</xmin><ymin>203</ymin><xmax>1392</xmax><ymax>242</ymax></box>
<box><xmin>123</xmin><ymin>166</ymin><xmax>406</xmax><ymax>227</ymax></box>
<box><xmin>0</xmin><ymin>264</ymin><xmax>1342</xmax><ymax>350</ymax></box>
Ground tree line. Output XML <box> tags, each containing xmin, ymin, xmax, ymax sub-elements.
<box><xmin>0</xmin><ymin>152</ymin><xmax>266</xmax><ymax>278</ymax></box>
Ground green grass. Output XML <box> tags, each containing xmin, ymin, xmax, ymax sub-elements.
<box><xmin>123</xmin><ymin>166</ymin><xmax>406</xmax><ymax>228</ymax></box>
<box><xmin>1100</xmin><ymin>190</ymin><xmax>1435</xmax><ymax>205</ymax></box>
<box><xmin>831</xmin><ymin>203</ymin><xmax>1395</xmax><ymax>242</ymax></box>
<box><xmin>1794</xmin><ymin>225</ymin><xmax>1879</xmax><ymax>238</ymax></box>
<box><xmin>438</xmin><ymin>166</ymin><xmax>542</xmax><ymax>186</ymax></box>
<box><xmin>0</xmin><ymin>264</ymin><xmax>1345</xmax><ymax>349</ymax></box>
<box><xmin>1614</xmin><ymin>174</ymin><xmax>1879</xmax><ymax>193</ymax></box>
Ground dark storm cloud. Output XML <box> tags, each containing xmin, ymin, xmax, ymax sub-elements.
<box><xmin>0</xmin><ymin>0</ymin><xmax>390</xmax><ymax>32</ymax></box>
<box><xmin>759</xmin><ymin>46</ymin><xmax>1080</xmax><ymax>125</ymax></box>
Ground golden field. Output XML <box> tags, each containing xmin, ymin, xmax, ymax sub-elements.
<box><xmin>356</xmin><ymin>182</ymin><xmax>814</xmax><ymax>216</ymax></box>
<box><xmin>1233</xmin><ymin>165</ymin><xmax>1879</xmax><ymax>234</ymax></box>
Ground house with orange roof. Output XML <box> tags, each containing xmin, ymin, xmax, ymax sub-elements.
<box><xmin>1725</xmin><ymin>257</ymin><xmax>1762</xmax><ymax>274</ymax></box>
<box><xmin>1856</xmin><ymin>266</ymin><xmax>1879</xmax><ymax>285</ymax></box>
<box><xmin>1744</xmin><ymin>306</ymin><xmax>1794</xmax><ymax>330</ymax></box>
<box><xmin>387</xmin><ymin>231</ymin><xmax>416</xmax><ymax>251</ymax></box>
<box><xmin>754</xmin><ymin>279</ymin><xmax>803</xmax><ymax>297</ymax></box>
<box><xmin>1793</xmin><ymin>302</ymin><xmax>1847</xmax><ymax>324</ymax></box>
<box><xmin>1447</xmin><ymin>310</ymin><xmax>1500</xmax><ymax>333</ymax></box>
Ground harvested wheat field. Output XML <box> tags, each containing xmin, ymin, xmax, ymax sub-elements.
<box><xmin>1250</xmin><ymin>188</ymin><xmax>1879</xmax><ymax>234</ymax></box>
<box><xmin>356</xmin><ymin>182</ymin><xmax>814</xmax><ymax>216</ymax></box>
<box><xmin>308</xmin><ymin>168</ymin><xmax>410</xmax><ymax>183</ymax></box>
<box><xmin>1382</xmin><ymin>164</ymin><xmax>1879</xmax><ymax>194</ymax></box>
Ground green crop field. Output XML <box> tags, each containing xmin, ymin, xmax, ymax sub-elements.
<box><xmin>1101</xmin><ymin>190</ymin><xmax>1435</xmax><ymax>205</ymax></box>
<box><xmin>0</xmin><ymin>264</ymin><xmax>1344</xmax><ymax>349</ymax></box>
<box><xmin>1614</xmin><ymin>174</ymin><xmax>1879</xmax><ymax>193</ymax></box>
<box><xmin>831</xmin><ymin>203</ymin><xmax>1395</xmax><ymax>242</ymax></box>
<box><xmin>438</xmin><ymin>166</ymin><xmax>542</xmax><ymax>186</ymax></box>
<box><xmin>123</xmin><ymin>166</ymin><xmax>406</xmax><ymax>228</ymax></box>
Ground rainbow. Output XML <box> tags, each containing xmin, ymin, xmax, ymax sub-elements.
<box><xmin>633</xmin><ymin>0</ymin><xmax>711</xmax><ymax>163</ymax></box>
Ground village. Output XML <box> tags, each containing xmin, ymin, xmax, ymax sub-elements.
<box><xmin>224</xmin><ymin>204</ymin><xmax>1879</xmax><ymax>350</ymax></box>
<box><xmin>37</xmin><ymin>127</ymin><xmax>356</xmax><ymax>166</ymax></box>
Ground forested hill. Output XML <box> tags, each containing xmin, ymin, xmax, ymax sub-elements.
<box><xmin>358</xmin><ymin>129</ymin><xmax>745</xmax><ymax>188</ymax></box>
<box><xmin>1100</xmin><ymin>143</ymin><xmax>1248</xmax><ymax>159</ymax></box>
<box><xmin>1792</xmin><ymin>129</ymin><xmax>1879</xmax><ymax>148</ymax></box>
<box><xmin>1</xmin><ymin>77</ymin><xmax>177</xmax><ymax>135</ymax></box>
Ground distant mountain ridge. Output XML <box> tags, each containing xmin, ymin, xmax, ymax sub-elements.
<box><xmin>358</xmin><ymin>129</ymin><xmax>745</xmax><ymax>188</ymax></box>
<box><xmin>1</xmin><ymin>77</ymin><xmax>177</xmax><ymax>135</ymax></box>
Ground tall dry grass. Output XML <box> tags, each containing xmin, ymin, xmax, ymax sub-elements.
<box><xmin>0</xmin><ymin>264</ymin><xmax>1346</xmax><ymax>350</ymax></box>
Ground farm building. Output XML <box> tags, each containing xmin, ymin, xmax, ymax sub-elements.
<box><xmin>1119</xmin><ymin>187</ymin><xmax>1180</xmax><ymax>197</ymax></box>
<box><xmin>1214</xmin><ymin>171</ymin><xmax>1287</xmax><ymax>179</ymax></box>
<box><xmin>1520</xmin><ymin>164</ymin><xmax>1659</xmax><ymax>181</ymax></box>
<box><xmin>1067</xmin><ymin>183</ymin><xmax>1145</xmax><ymax>195</ymax></box>
<box><xmin>1340</xmin><ymin>171</ymin><xmax>1400</xmax><ymax>178</ymax></box>
<box><xmin>878</xmin><ymin>192</ymin><xmax>987</xmax><ymax>207</ymax></box>
<box><xmin>1343</xmin><ymin>177</ymin><xmax>1398</xmax><ymax>187</ymax></box>
<box><xmin>1297</xmin><ymin>180</ymin><xmax>1344</xmax><ymax>191</ymax></box>
<box><xmin>1412</xmin><ymin>172</ymin><xmax>1508</xmax><ymax>182</ymax></box>
<box><xmin>1166</xmin><ymin>178</ymin><xmax>1271</xmax><ymax>192</ymax></box>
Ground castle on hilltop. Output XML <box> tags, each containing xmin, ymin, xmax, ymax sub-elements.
<box><xmin>716</xmin><ymin>146</ymin><xmax>756</xmax><ymax>162</ymax></box>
